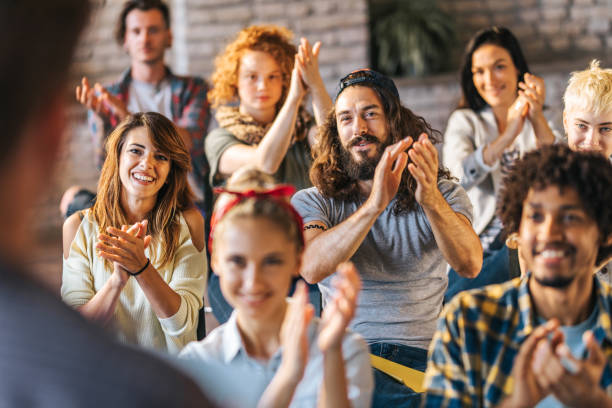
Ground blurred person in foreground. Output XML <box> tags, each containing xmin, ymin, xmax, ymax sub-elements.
<box><xmin>0</xmin><ymin>1</ymin><xmax>212</xmax><ymax>406</ymax></box>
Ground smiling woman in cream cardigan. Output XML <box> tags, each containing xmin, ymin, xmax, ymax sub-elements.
<box><xmin>61</xmin><ymin>112</ymin><xmax>206</xmax><ymax>354</ymax></box>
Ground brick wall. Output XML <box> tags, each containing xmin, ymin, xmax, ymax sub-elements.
<box><xmin>438</xmin><ymin>0</ymin><xmax>612</xmax><ymax>65</ymax></box>
<box><xmin>39</xmin><ymin>0</ymin><xmax>611</xmax><ymax>237</ymax></box>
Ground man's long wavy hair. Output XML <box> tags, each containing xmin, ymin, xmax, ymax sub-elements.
<box><xmin>311</xmin><ymin>84</ymin><xmax>451</xmax><ymax>214</ymax></box>
<box><xmin>92</xmin><ymin>112</ymin><xmax>194</xmax><ymax>268</ymax></box>
<box><xmin>208</xmin><ymin>25</ymin><xmax>297</xmax><ymax>111</ymax></box>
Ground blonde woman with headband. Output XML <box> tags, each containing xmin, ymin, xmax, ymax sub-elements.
<box><xmin>180</xmin><ymin>168</ymin><xmax>373</xmax><ymax>408</ymax></box>
<box><xmin>62</xmin><ymin>112</ymin><xmax>206</xmax><ymax>354</ymax></box>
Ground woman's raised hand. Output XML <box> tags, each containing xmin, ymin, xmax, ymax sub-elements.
<box><xmin>318</xmin><ymin>262</ymin><xmax>361</xmax><ymax>353</ymax></box>
<box><xmin>96</xmin><ymin>220</ymin><xmax>152</xmax><ymax>276</ymax></box>
<box><xmin>287</xmin><ymin>60</ymin><xmax>308</xmax><ymax>104</ymax></box>
<box><xmin>518</xmin><ymin>73</ymin><xmax>546</xmax><ymax>122</ymax></box>
<box><xmin>504</xmin><ymin>93</ymin><xmax>529</xmax><ymax>141</ymax></box>
<box><xmin>295</xmin><ymin>38</ymin><xmax>324</xmax><ymax>91</ymax></box>
<box><xmin>279</xmin><ymin>280</ymin><xmax>314</xmax><ymax>383</ymax></box>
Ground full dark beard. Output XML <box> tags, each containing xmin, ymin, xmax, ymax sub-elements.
<box><xmin>341</xmin><ymin>135</ymin><xmax>389</xmax><ymax>181</ymax></box>
<box><xmin>533</xmin><ymin>273</ymin><xmax>576</xmax><ymax>288</ymax></box>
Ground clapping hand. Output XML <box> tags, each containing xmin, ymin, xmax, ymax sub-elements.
<box><xmin>96</xmin><ymin>220</ymin><xmax>152</xmax><ymax>276</ymax></box>
<box><xmin>518</xmin><ymin>73</ymin><xmax>546</xmax><ymax>122</ymax></box>
<box><xmin>408</xmin><ymin>133</ymin><xmax>443</xmax><ymax>210</ymax></box>
<box><xmin>367</xmin><ymin>137</ymin><xmax>412</xmax><ymax>213</ymax></box>
<box><xmin>278</xmin><ymin>280</ymin><xmax>315</xmax><ymax>384</ymax></box>
<box><xmin>532</xmin><ymin>326</ymin><xmax>609</xmax><ymax>407</ymax></box>
<box><xmin>318</xmin><ymin>263</ymin><xmax>361</xmax><ymax>353</ymax></box>
<box><xmin>295</xmin><ymin>38</ymin><xmax>324</xmax><ymax>92</ymax></box>
<box><xmin>76</xmin><ymin>77</ymin><xmax>129</xmax><ymax>121</ymax></box>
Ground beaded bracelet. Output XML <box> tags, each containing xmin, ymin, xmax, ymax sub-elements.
<box><xmin>128</xmin><ymin>258</ymin><xmax>150</xmax><ymax>276</ymax></box>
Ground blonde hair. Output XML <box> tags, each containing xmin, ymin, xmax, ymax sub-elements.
<box><xmin>208</xmin><ymin>25</ymin><xmax>297</xmax><ymax>109</ymax></box>
<box><xmin>210</xmin><ymin>167</ymin><xmax>303</xmax><ymax>255</ymax></box>
<box><xmin>92</xmin><ymin>112</ymin><xmax>194</xmax><ymax>268</ymax></box>
<box><xmin>564</xmin><ymin>60</ymin><xmax>612</xmax><ymax>116</ymax></box>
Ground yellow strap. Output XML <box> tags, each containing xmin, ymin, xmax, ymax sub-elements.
<box><xmin>370</xmin><ymin>354</ymin><xmax>425</xmax><ymax>393</ymax></box>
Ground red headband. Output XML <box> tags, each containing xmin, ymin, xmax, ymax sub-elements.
<box><xmin>208</xmin><ymin>185</ymin><xmax>305</xmax><ymax>253</ymax></box>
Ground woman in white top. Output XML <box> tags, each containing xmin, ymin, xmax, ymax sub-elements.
<box><xmin>62</xmin><ymin>112</ymin><xmax>206</xmax><ymax>353</ymax></box>
<box><xmin>180</xmin><ymin>168</ymin><xmax>373</xmax><ymax>408</ymax></box>
<box><xmin>443</xmin><ymin>27</ymin><xmax>556</xmax><ymax>301</ymax></box>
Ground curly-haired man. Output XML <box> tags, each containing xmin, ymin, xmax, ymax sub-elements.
<box><xmin>424</xmin><ymin>144</ymin><xmax>612</xmax><ymax>407</ymax></box>
<box><xmin>291</xmin><ymin>69</ymin><xmax>482</xmax><ymax>406</ymax></box>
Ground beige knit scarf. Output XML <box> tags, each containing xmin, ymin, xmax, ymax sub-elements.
<box><xmin>215</xmin><ymin>105</ymin><xmax>314</xmax><ymax>145</ymax></box>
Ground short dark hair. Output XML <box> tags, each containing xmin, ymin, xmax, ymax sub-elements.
<box><xmin>498</xmin><ymin>144</ymin><xmax>612</xmax><ymax>265</ymax></box>
<box><xmin>115</xmin><ymin>0</ymin><xmax>170</xmax><ymax>45</ymax></box>
<box><xmin>0</xmin><ymin>0</ymin><xmax>90</xmax><ymax>162</ymax></box>
<box><xmin>458</xmin><ymin>26</ymin><xmax>530</xmax><ymax>111</ymax></box>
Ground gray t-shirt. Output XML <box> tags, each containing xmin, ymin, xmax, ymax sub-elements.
<box><xmin>292</xmin><ymin>179</ymin><xmax>473</xmax><ymax>350</ymax></box>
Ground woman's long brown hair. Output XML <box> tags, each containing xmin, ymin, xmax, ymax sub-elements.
<box><xmin>92</xmin><ymin>112</ymin><xmax>194</xmax><ymax>268</ymax></box>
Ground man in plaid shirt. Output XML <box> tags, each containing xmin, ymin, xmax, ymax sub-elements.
<box><xmin>424</xmin><ymin>145</ymin><xmax>612</xmax><ymax>407</ymax></box>
<box><xmin>64</xmin><ymin>0</ymin><xmax>210</xmax><ymax>215</ymax></box>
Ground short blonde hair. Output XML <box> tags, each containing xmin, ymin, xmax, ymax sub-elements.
<box><xmin>564</xmin><ymin>60</ymin><xmax>612</xmax><ymax>116</ymax></box>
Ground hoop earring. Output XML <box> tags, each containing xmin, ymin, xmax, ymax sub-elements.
<box><xmin>505</xmin><ymin>232</ymin><xmax>519</xmax><ymax>249</ymax></box>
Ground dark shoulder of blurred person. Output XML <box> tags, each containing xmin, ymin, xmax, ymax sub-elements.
<box><xmin>0</xmin><ymin>264</ymin><xmax>215</xmax><ymax>408</ymax></box>
<box><xmin>0</xmin><ymin>0</ymin><xmax>214</xmax><ymax>406</ymax></box>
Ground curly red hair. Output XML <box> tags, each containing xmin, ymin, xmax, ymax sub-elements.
<box><xmin>208</xmin><ymin>25</ymin><xmax>297</xmax><ymax>110</ymax></box>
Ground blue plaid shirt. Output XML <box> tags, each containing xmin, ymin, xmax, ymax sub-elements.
<box><xmin>423</xmin><ymin>275</ymin><xmax>612</xmax><ymax>407</ymax></box>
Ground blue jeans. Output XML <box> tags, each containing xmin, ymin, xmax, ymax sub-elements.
<box><xmin>207</xmin><ymin>273</ymin><xmax>233</xmax><ymax>324</ymax></box>
<box><xmin>445</xmin><ymin>246</ymin><xmax>519</xmax><ymax>303</ymax></box>
<box><xmin>369</xmin><ymin>342</ymin><xmax>428</xmax><ymax>408</ymax></box>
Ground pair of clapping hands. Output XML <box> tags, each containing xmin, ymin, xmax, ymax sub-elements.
<box><xmin>287</xmin><ymin>38</ymin><xmax>325</xmax><ymax>102</ymax></box>
<box><xmin>96</xmin><ymin>221</ymin><xmax>151</xmax><ymax>281</ymax></box>
<box><xmin>506</xmin><ymin>73</ymin><xmax>547</xmax><ymax>135</ymax></box>
<box><xmin>367</xmin><ymin>133</ymin><xmax>441</xmax><ymax>213</ymax></box>
<box><xmin>506</xmin><ymin>319</ymin><xmax>609</xmax><ymax>407</ymax></box>
<box><xmin>277</xmin><ymin>263</ymin><xmax>361</xmax><ymax>383</ymax></box>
